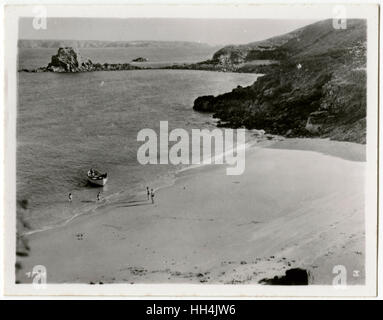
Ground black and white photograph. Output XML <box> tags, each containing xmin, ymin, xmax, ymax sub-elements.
<box><xmin>2</xmin><ymin>3</ymin><xmax>379</xmax><ymax>297</ymax></box>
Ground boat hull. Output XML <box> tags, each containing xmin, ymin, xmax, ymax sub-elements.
<box><xmin>87</xmin><ymin>176</ymin><xmax>108</xmax><ymax>186</ymax></box>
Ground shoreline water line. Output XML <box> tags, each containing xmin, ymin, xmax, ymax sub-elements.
<box><xmin>21</xmin><ymin>134</ymin><xmax>261</xmax><ymax>237</ymax></box>
<box><xmin>20</xmin><ymin>136</ymin><xmax>364</xmax><ymax>238</ymax></box>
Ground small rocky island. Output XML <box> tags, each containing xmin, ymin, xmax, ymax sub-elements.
<box><xmin>20</xmin><ymin>47</ymin><xmax>142</xmax><ymax>73</ymax></box>
<box><xmin>132</xmin><ymin>57</ymin><xmax>148</xmax><ymax>62</ymax></box>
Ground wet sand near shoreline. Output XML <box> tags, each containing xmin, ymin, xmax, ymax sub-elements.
<box><xmin>17</xmin><ymin>138</ymin><xmax>365</xmax><ymax>285</ymax></box>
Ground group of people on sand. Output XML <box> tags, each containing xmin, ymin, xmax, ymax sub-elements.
<box><xmin>68</xmin><ymin>188</ymin><xmax>154</xmax><ymax>204</ymax></box>
<box><xmin>68</xmin><ymin>191</ymin><xmax>102</xmax><ymax>202</ymax></box>
<box><xmin>147</xmin><ymin>187</ymin><xmax>155</xmax><ymax>204</ymax></box>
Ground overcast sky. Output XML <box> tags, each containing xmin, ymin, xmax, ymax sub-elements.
<box><xmin>19</xmin><ymin>18</ymin><xmax>317</xmax><ymax>46</ymax></box>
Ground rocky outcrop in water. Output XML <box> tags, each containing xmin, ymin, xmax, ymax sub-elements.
<box><xmin>193</xmin><ymin>95</ymin><xmax>216</xmax><ymax>112</ymax></box>
<box><xmin>21</xmin><ymin>47</ymin><xmax>141</xmax><ymax>73</ymax></box>
<box><xmin>132</xmin><ymin>57</ymin><xmax>148</xmax><ymax>62</ymax></box>
<box><xmin>46</xmin><ymin>47</ymin><xmax>94</xmax><ymax>72</ymax></box>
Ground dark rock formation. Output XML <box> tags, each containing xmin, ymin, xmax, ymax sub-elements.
<box><xmin>193</xmin><ymin>95</ymin><xmax>216</xmax><ymax>112</ymax></box>
<box><xmin>16</xmin><ymin>199</ymin><xmax>31</xmax><ymax>255</ymax></box>
<box><xmin>16</xmin><ymin>199</ymin><xmax>31</xmax><ymax>281</ymax></box>
<box><xmin>192</xmin><ymin>19</ymin><xmax>367</xmax><ymax>143</ymax></box>
<box><xmin>132</xmin><ymin>57</ymin><xmax>148</xmax><ymax>62</ymax></box>
<box><xmin>259</xmin><ymin>268</ymin><xmax>310</xmax><ymax>285</ymax></box>
<box><xmin>46</xmin><ymin>47</ymin><xmax>94</xmax><ymax>72</ymax></box>
<box><xmin>21</xmin><ymin>47</ymin><xmax>142</xmax><ymax>73</ymax></box>
<box><xmin>305</xmin><ymin>111</ymin><xmax>329</xmax><ymax>134</ymax></box>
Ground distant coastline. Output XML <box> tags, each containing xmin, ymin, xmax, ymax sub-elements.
<box><xmin>18</xmin><ymin>46</ymin><xmax>260</xmax><ymax>74</ymax></box>
<box><xmin>18</xmin><ymin>19</ymin><xmax>367</xmax><ymax>145</ymax></box>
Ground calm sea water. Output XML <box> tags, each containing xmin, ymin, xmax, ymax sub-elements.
<box><xmin>18</xmin><ymin>47</ymin><xmax>218</xmax><ymax>70</ymax></box>
<box><xmin>17</xmin><ymin>48</ymin><xmax>258</xmax><ymax>233</ymax></box>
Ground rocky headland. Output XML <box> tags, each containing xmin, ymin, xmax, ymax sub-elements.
<box><xmin>19</xmin><ymin>19</ymin><xmax>367</xmax><ymax>143</ymax></box>
<box><xmin>192</xmin><ymin>19</ymin><xmax>367</xmax><ymax>143</ymax></box>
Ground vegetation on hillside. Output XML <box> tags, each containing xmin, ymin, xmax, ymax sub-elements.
<box><xmin>193</xmin><ymin>19</ymin><xmax>367</xmax><ymax>143</ymax></box>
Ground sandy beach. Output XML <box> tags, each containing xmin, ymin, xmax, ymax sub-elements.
<box><xmin>16</xmin><ymin>138</ymin><xmax>366</xmax><ymax>285</ymax></box>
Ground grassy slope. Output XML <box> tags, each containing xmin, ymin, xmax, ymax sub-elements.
<box><xmin>193</xmin><ymin>19</ymin><xmax>367</xmax><ymax>143</ymax></box>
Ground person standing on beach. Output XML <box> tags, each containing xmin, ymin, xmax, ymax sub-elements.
<box><xmin>97</xmin><ymin>192</ymin><xmax>101</xmax><ymax>201</ymax></box>
<box><xmin>146</xmin><ymin>186</ymin><xmax>150</xmax><ymax>200</ymax></box>
<box><xmin>68</xmin><ymin>193</ymin><xmax>72</xmax><ymax>202</ymax></box>
<box><xmin>150</xmin><ymin>189</ymin><xmax>155</xmax><ymax>204</ymax></box>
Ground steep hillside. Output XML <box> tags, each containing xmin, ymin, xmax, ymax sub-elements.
<box><xmin>193</xmin><ymin>19</ymin><xmax>367</xmax><ymax>143</ymax></box>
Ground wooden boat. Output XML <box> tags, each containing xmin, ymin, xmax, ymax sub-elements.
<box><xmin>87</xmin><ymin>169</ymin><xmax>108</xmax><ymax>186</ymax></box>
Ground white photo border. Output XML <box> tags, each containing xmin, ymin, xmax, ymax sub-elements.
<box><xmin>3</xmin><ymin>3</ymin><xmax>379</xmax><ymax>297</ymax></box>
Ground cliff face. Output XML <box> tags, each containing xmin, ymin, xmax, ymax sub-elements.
<box><xmin>193</xmin><ymin>19</ymin><xmax>367</xmax><ymax>143</ymax></box>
